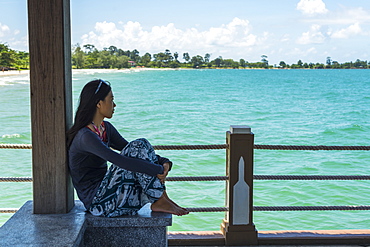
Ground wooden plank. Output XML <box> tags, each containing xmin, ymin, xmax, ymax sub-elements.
<box><xmin>28</xmin><ymin>0</ymin><xmax>73</xmax><ymax>213</ymax></box>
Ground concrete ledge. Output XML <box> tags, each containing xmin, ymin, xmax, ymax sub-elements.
<box><xmin>85</xmin><ymin>203</ymin><xmax>172</xmax><ymax>228</ymax></box>
<box><xmin>83</xmin><ymin>204</ymin><xmax>172</xmax><ymax>247</ymax></box>
<box><xmin>0</xmin><ymin>201</ymin><xmax>86</xmax><ymax>247</ymax></box>
<box><xmin>0</xmin><ymin>201</ymin><xmax>172</xmax><ymax>247</ymax></box>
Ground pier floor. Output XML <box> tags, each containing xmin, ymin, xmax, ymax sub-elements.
<box><xmin>168</xmin><ymin>230</ymin><xmax>370</xmax><ymax>246</ymax></box>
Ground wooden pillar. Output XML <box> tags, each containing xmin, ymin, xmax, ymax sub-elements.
<box><xmin>221</xmin><ymin>125</ymin><xmax>258</xmax><ymax>245</ymax></box>
<box><xmin>28</xmin><ymin>0</ymin><xmax>74</xmax><ymax>213</ymax></box>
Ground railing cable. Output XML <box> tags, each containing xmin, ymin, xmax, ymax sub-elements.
<box><xmin>0</xmin><ymin>208</ymin><xmax>18</xmax><ymax>214</ymax></box>
<box><xmin>166</xmin><ymin>176</ymin><xmax>228</xmax><ymax>181</ymax></box>
<box><xmin>254</xmin><ymin>205</ymin><xmax>370</xmax><ymax>211</ymax></box>
<box><xmin>0</xmin><ymin>144</ymin><xmax>32</xmax><ymax>149</ymax></box>
<box><xmin>2</xmin><ymin>175</ymin><xmax>370</xmax><ymax>182</ymax></box>
<box><xmin>0</xmin><ymin>177</ymin><xmax>33</xmax><ymax>182</ymax></box>
<box><xmin>3</xmin><ymin>205</ymin><xmax>370</xmax><ymax>214</ymax></box>
<box><xmin>184</xmin><ymin>205</ymin><xmax>370</xmax><ymax>212</ymax></box>
<box><xmin>153</xmin><ymin>144</ymin><xmax>228</xmax><ymax>150</ymax></box>
<box><xmin>254</xmin><ymin>175</ymin><xmax>370</xmax><ymax>180</ymax></box>
<box><xmin>1</xmin><ymin>143</ymin><xmax>370</xmax><ymax>151</ymax></box>
<box><xmin>254</xmin><ymin>145</ymin><xmax>370</xmax><ymax>151</ymax></box>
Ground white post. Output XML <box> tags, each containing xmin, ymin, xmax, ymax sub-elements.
<box><xmin>233</xmin><ymin>156</ymin><xmax>250</xmax><ymax>225</ymax></box>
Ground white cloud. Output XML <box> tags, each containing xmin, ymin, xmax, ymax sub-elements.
<box><xmin>8</xmin><ymin>36</ymin><xmax>28</xmax><ymax>49</ymax></box>
<box><xmin>280</xmin><ymin>34</ymin><xmax>290</xmax><ymax>42</ymax></box>
<box><xmin>298</xmin><ymin>6</ymin><xmax>370</xmax><ymax>41</ymax></box>
<box><xmin>80</xmin><ymin>18</ymin><xmax>263</xmax><ymax>57</ymax></box>
<box><xmin>0</xmin><ymin>23</ymin><xmax>27</xmax><ymax>51</ymax></box>
<box><xmin>297</xmin><ymin>24</ymin><xmax>327</xmax><ymax>44</ymax></box>
<box><xmin>331</xmin><ymin>23</ymin><xmax>362</xmax><ymax>39</ymax></box>
<box><xmin>204</xmin><ymin>18</ymin><xmax>257</xmax><ymax>47</ymax></box>
<box><xmin>297</xmin><ymin>0</ymin><xmax>328</xmax><ymax>15</ymax></box>
<box><xmin>303</xmin><ymin>7</ymin><xmax>370</xmax><ymax>25</ymax></box>
<box><xmin>284</xmin><ymin>47</ymin><xmax>318</xmax><ymax>62</ymax></box>
<box><xmin>0</xmin><ymin>23</ymin><xmax>10</xmax><ymax>37</ymax></box>
<box><xmin>340</xmin><ymin>7</ymin><xmax>370</xmax><ymax>25</ymax></box>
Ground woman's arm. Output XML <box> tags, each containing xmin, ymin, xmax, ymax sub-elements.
<box><xmin>157</xmin><ymin>155</ymin><xmax>173</xmax><ymax>171</ymax></box>
<box><xmin>157</xmin><ymin>162</ymin><xmax>170</xmax><ymax>183</ymax></box>
<box><xmin>105</xmin><ymin>121</ymin><xmax>173</xmax><ymax>172</ymax></box>
<box><xmin>78</xmin><ymin>131</ymin><xmax>164</xmax><ymax>176</ymax></box>
<box><xmin>106</xmin><ymin>121</ymin><xmax>173</xmax><ymax>170</ymax></box>
<box><xmin>105</xmin><ymin>121</ymin><xmax>129</xmax><ymax>150</ymax></box>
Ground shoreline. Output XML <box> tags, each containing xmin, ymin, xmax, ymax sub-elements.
<box><xmin>0</xmin><ymin>68</ymin><xmax>184</xmax><ymax>77</ymax></box>
<box><xmin>0</xmin><ymin>70</ymin><xmax>29</xmax><ymax>77</ymax></box>
<box><xmin>1</xmin><ymin>67</ymin><xmax>365</xmax><ymax>77</ymax></box>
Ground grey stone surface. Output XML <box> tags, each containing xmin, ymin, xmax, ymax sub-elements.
<box><xmin>0</xmin><ymin>201</ymin><xmax>172</xmax><ymax>247</ymax></box>
<box><xmin>85</xmin><ymin>203</ymin><xmax>172</xmax><ymax>228</ymax></box>
<box><xmin>0</xmin><ymin>201</ymin><xmax>86</xmax><ymax>247</ymax></box>
<box><xmin>83</xmin><ymin>226</ymin><xmax>168</xmax><ymax>247</ymax></box>
<box><xmin>84</xmin><ymin>204</ymin><xmax>171</xmax><ymax>247</ymax></box>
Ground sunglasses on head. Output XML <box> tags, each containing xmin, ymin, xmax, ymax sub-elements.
<box><xmin>94</xmin><ymin>79</ymin><xmax>110</xmax><ymax>94</ymax></box>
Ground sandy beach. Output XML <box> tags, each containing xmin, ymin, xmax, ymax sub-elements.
<box><xmin>0</xmin><ymin>68</ymin><xmax>185</xmax><ymax>77</ymax></box>
<box><xmin>0</xmin><ymin>70</ymin><xmax>29</xmax><ymax>77</ymax></box>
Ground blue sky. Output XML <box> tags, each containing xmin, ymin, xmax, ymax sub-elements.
<box><xmin>1</xmin><ymin>0</ymin><xmax>370</xmax><ymax>64</ymax></box>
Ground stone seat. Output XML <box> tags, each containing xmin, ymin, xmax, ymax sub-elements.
<box><xmin>0</xmin><ymin>200</ymin><xmax>172</xmax><ymax>247</ymax></box>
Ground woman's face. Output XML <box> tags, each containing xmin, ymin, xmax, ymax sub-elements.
<box><xmin>98</xmin><ymin>90</ymin><xmax>116</xmax><ymax>119</ymax></box>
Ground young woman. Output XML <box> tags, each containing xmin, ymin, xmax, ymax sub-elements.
<box><xmin>67</xmin><ymin>79</ymin><xmax>189</xmax><ymax>217</ymax></box>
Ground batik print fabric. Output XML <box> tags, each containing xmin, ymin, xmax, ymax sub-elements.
<box><xmin>89</xmin><ymin>138</ymin><xmax>165</xmax><ymax>217</ymax></box>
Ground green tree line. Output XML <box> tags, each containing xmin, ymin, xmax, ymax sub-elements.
<box><xmin>0</xmin><ymin>43</ymin><xmax>29</xmax><ymax>70</ymax></box>
<box><xmin>1</xmin><ymin>42</ymin><xmax>370</xmax><ymax>70</ymax></box>
<box><xmin>71</xmin><ymin>44</ymin><xmax>370</xmax><ymax>69</ymax></box>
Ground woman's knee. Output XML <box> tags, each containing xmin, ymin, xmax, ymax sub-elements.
<box><xmin>121</xmin><ymin>138</ymin><xmax>157</xmax><ymax>162</ymax></box>
<box><xmin>125</xmin><ymin>138</ymin><xmax>152</xmax><ymax>150</ymax></box>
<box><xmin>133</xmin><ymin>138</ymin><xmax>153</xmax><ymax>150</ymax></box>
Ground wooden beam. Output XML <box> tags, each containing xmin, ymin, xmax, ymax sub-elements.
<box><xmin>28</xmin><ymin>0</ymin><xmax>74</xmax><ymax>213</ymax></box>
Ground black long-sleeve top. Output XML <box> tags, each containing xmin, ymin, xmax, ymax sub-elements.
<box><xmin>68</xmin><ymin>121</ymin><xmax>169</xmax><ymax>209</ymax></box>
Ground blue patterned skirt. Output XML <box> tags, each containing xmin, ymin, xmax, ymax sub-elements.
<box><xmin>88</xmin><ymin>138</ymin><xmax>165</xmax><ymax>217</ymax></box>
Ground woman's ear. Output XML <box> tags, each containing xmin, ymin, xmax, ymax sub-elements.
<box><xmin>96</xmin><ymin>100</ymin><xmax>101</xmax><ymax>109</ymax></box>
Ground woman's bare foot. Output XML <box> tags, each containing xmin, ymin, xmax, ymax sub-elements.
<box><xmin>151</xmin><ymin>192</ymin><xmax>189</xmax><ymax>216</ymax></box>
<box><xmin>162</xmin><ymin>191</ymin><xmax>188</xmax><ymax>211</ymax></box>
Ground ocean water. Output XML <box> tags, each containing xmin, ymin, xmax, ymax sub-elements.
<box><xmin>0</xmin><ymin>68</ymin><xmax>369</xmax><ymax>231</ymax></box>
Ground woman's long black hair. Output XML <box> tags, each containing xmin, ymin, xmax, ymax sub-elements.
<box><xmin>67</xmin><ymin>79</ymin><xmax>111</xmax><ymax>148</ymax></box>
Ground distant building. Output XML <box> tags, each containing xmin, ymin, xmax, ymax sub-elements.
<box><xmin>128</xmin><ymin>61</ymin><xmax>136</xmax><ymax>67</ymax></box>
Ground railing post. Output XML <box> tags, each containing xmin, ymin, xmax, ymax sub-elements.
<box><xmin>221</xmin><ymin>125</ymin><xmax>258</xmax><ymax>245</ymax></box>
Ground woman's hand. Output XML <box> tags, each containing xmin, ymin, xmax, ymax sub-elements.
<box><xmin>157</xmin><ymin>162</ymin><xmax>170</xmax><ymax>183</ymax></box>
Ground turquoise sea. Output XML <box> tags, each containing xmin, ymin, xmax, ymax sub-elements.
<box><xmin>0</xmin><ymin>68</ymin><xmax>369</xmax><ymax>231</ymax></box>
